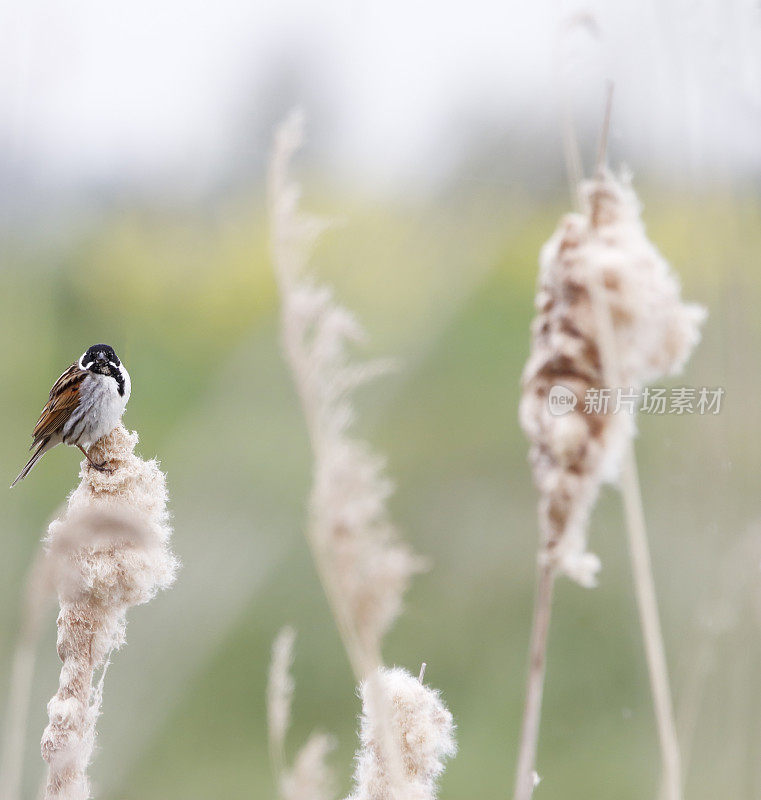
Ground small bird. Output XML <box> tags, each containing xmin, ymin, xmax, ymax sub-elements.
<box><xmin>11</xmin><ymin>344</ymin><xmax>131</xmax><ymax>487</ymax></box>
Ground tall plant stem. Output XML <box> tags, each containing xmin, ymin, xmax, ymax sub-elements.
<box><xmin>587</xmin><ymin>85</ymin><xmax>681</xmax><ymax>800</ymax></box>
<box><xmin>590</xmin><ymin>276</ymin><xmax>682</xmax><ymax>800</ymax></box>
<box><xmin>588</xmin><ymin>278</ymin><xmax>682</xmax><ymax>800</ymax></box>
<box><xmin>513</xmin><ymin>562</ymin><xmax>555</xmax><ymax>800</ymax></box>
<box><xmin>619</xmin><ymin>445</ymin><xmax>682</xmax><ymax>800</ymax></box>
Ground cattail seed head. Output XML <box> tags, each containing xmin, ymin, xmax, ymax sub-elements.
<box><xmin>520</xmin><ymin>168</ymin><xmax>705</xmax><ymax>585</ymax></box>
<box><xmin>346</xmin><ymin>667</ymin><xmax>456</xmax><ymax>800</ymax></box>
<box><xmin>40</xmin><ymin>424</ymin><xmax>178</xmax><ymax>800</ymax></box>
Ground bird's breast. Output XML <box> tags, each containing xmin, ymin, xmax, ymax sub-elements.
<box><xmin>64</xmin><ymin>373</ymin><xmax>129</xmax><ymax>449</ymax></box>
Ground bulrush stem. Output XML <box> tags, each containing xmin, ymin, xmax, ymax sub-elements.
<box><xmin>588</xmin><ymin>264</ymin><xmax>682</xmax><ymax>800</ymax></box>
<box><xmin>619</xmin><ymin>446</ymin><xmax>682</xmax><ymax>800</ymax></box>
<box><xmin>586</xmin><ymin>87</ymin><xmax>682</xmax><ymax>799</ymax></box>
<box><xmin>513</xmin><ymin>562</ymin><xmax>555</xmax><ymax>800</ymax></box>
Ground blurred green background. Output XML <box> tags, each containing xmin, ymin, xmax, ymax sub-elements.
<box><xmin>1</xmin><ymin>176</ymin><xmax>760</xmax><ymax>799</ymax></box>
<box><xmin>2</xmin><ymin>0</ymin><xmax>761</xmax><ymax>796</ymax></box>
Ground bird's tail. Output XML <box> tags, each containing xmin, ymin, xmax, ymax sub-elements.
<box><xmin>11</xmin><ymin>440</ymin><xmax>50</xmax><ymax>488</ymax></box>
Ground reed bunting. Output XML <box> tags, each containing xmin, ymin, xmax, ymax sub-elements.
<box><xmin>11</xmin><ymin>344</ymin><xmax>131</xmax><ymax>487</ymax></box>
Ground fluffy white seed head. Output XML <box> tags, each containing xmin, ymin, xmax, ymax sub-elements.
<box><xmin>520</xmin><ymin>168</ymin><xmax>705</xmax><ymax>585</ymax></box>
<box><xmin>40</xmin><ymin>424</ymin><xmax>178</xmax><ymax>800</ymax></box>
<box><xmin>345</xmin><ymin>667</ymin><xmax>456</xmax><ymax>800</ymax></box>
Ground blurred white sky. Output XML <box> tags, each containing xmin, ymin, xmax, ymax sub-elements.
<box><xmin>1</xmin><ymin>0</ymin><xmax>760</xmax><ymax>195</ymax></box>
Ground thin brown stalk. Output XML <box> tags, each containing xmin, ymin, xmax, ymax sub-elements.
<box><xmin>512</xmin><ymin>563</ymin><xmax>555</xmax><ymax>800</ymax></box>
<box><xmin>618</xmin><ymin>447</ymin><xmax>682</xmax><ymax>800</ymax></box>
<box><xmin>588</xmin><ymin>262</ymin><xmax>682</xmax><ymax>800</ymax></box>
<box><xmin>518</xmin><ymin>86</ymin><xmax>698</xmax><ymax>800</ymax></box>
<box><xmin>594</xmin><ymin>83</ymin><xmax>614</xmax><ymax>176</ymax></box>
<box><xmin>559</xmin><ymin>94</ymin><xmax>583</xmax><ymax>211</ymax></box>
<box><xmin>553</xmin><ymin>12</ymin><xmax>601</xmax><ymax>210</ymax></box>
<box><xmin>587</xmin><ymin>100</ymin><xmax>682</xmax><ymax>800</ymax></box>
<box><xmin>589</xmin><ymin>268</ymin><xmax>683</xmax><ymax>797</ymax></box>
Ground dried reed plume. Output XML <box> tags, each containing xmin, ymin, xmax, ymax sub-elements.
<box><xmin>520</xmin><ymin>168</ymin><xmax>705</xmax><ymax>586</ymax></box>
<box><xmin>515</xmin><ymin>142</ymin><xmax>704</xmax><ymax>799</ymax></box>
<box><xmin>268</xmin><ymin>112</ymin><xmax>452</xmax><ymax>800</ymax></box>
<box><xmin>268</xmin><ymin>112</ymin><xmax>425</xmax><ymax>681</ymax></box>
<box><xmin>267</xmin><ymin>628</ymin><xmax>336</xmax><ymax>800</ymax></box>
<box><xmin>346</xmin><ymin>667</ymin><xmax>456</xmax><ymax>800</ymax></box>
<box><xmin>266</xmin><ymin>632</ymin><xmax>454</xmax><ymax>800</ymax></box>
<box><xmin>282</xmin><ymin>735</ymin><xmax>337</xmax><ymax>800</ymax></box>
<box><xmin>268</xmin><ymin>627</ymin><xmax>298</xmax><ymax>781</ymax></box>
<box><xmin>39</xmin><ymin>424</ymin><xmax>178</xmax><ymax>800</ymax></box>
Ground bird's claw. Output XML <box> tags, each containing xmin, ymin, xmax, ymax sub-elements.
<box><xmin>88</xmin><ymin>460</ymin><xmax>115</xmax><ymax>474</ymax></box>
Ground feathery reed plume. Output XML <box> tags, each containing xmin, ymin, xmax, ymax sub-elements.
<box><xmin>267</xmin><ymin>628</ymin><xmax>336</xmax><ymax>800</ymax></box>
<box><xmin>345</xmin><ymin>667</ymin><xmax>456</xmax><ymax>800</ymax></box>
<box><xmin>282</xmin><ymin>734</ymin><xmax>336</xmax><ymax>800</ymax></box>
<box><xmin>515</xmin><ymin>144</ymin><xmax>704</xmax><ymax>798</ymax></box>
<box><xmin>268</xmin><ymin>112</ymin><xmax>425</xmax><ymax>679</ymax></box>
<box><xmin>268</xmin><ymin>627</ymin><xmax>297</xmax><ymax>783</ymax></box>
<box><xmin>39</xmin><ymin>424</ymin><xmax>178</xmax><ymax>800</ymax></box>
<box><xmin>268</xmin><ymin>112</ymin><xmax>432</xmax><ymax>800</ymax></box>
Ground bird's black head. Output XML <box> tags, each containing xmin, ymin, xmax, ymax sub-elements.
<box><xmin>80</xmin><ymin>344</ymin><xmax>120</xmax><ymax>375</ymax></box>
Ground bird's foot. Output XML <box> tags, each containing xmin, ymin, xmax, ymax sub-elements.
<box><xmin>78</xmin><ymin>444</ymin><xmax>115</xmax><ymax>474</ymax></box>
<box><xmin>88</xmin><ymin>459</ymin><xmax>115</xmax><ymax>474</ymax></box>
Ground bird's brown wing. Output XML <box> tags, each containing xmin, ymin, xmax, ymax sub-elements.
<box><xmin>31</xmin><ymin>363</ymin><xmax>86</xmax><ymax>446</ymax></box>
